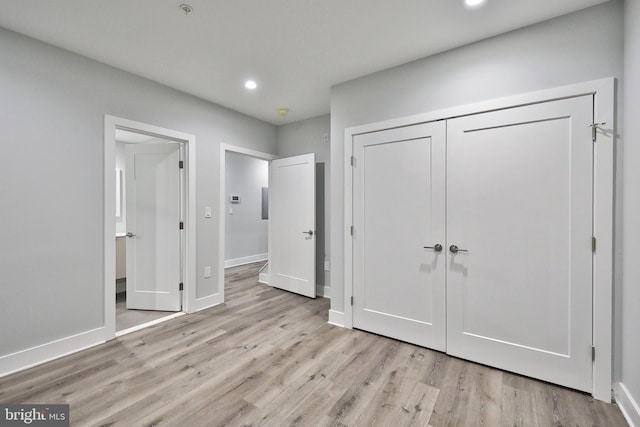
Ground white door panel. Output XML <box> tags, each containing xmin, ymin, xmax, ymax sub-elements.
<box><xmin>125</xmin><ymin>143</ymin><xmax>181</xmax><ymax>311</ymax></box>
<box><xmin>270</xmin><ymin>153</ymin><xmax>316</xmax><ymax>298</ymax></box>
<box><xmin>446</xmin><ymin>96</ymin><xmax>593</xmax><ymax>392</ymax></box>
<box><xmin>353</xmin><ymin>122</ymin><xmax>446</xmax><ymax>350</ymax></box>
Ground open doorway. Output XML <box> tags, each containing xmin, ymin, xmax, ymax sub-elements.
<box><xmin>219</xmin><ymin>145</ymin><xmax>276</xmax><ymax>302</ymax></box>
<box><xmin>224</xmin><ymin>151</ymin><xmax>269</xmax><ymax>273</ymax></box>
<box><xmin>104</xmin><ymin>116</ymin><xmax>197</xmax><ymax>340</ymax></box>
<box><xmin>114</xmin><ymin>129</ymin><xmax>184</xmax><ymax>333</ymax></box>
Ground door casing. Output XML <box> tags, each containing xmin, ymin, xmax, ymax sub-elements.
<box><xmin>104</xmin><ymin>115</ymin><xmax>197</xmax><ymax>340</ymax></box>
<box><xmin>342</xmin><ymin>78</ymin><xmax>615</xmax><ymax>401</ymax></box>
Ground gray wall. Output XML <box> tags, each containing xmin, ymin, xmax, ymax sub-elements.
<box><xmin>330</xmin><ymin>0</ymin><xmax>624</xmax><ymax>384</ymax></box>
<box><xmin>277</xmin><ymin>115</ymin><xmax>331</xmax><ymax>289</ymax></box>
<box><xmin>622</xmin><ymin>0</ymin><xmax>640</xmax><ymax>406</ymax></box>
<box><xmin>224</xmin><ymin>151</ymin><xmax>269</xmax><ymax>264</ymax></box>
<box><xmin>0</xmin><ymin>27</ymin><xmax>277</xmax><ymax>356</ymax></box>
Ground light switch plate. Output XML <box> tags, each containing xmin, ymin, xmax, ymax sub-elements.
<box><xmin>205</xmin><ymin>207</ymin><xmax>212</xmax><ymax>218</ymax></box>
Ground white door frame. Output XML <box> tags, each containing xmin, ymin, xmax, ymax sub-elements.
<box><xmin>104</xmin><ymin>115</ymin><xmax>197</xmax><ymax>340</ymax></box>
<box><xmin>342</xmin><ymin>78</ymin><xmax>615</xmax><ymax>402</ymax></box>
<box><xmin>219</xmin><ymin>144</ymin><xmax>277</xmax><ymax>303</ymax></box>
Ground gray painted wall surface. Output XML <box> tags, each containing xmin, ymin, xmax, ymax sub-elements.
<box><xmin>330</xmin><ymin>0</ymin><xmax>624</xmax><ymax>386</ymax></box>
<box><xmin>225</xmin><ymin>152</ymin><xmax>268</xmax><ymax>262</ymax></box>
<box><xmin>622</xmin><ymin>0</ymin><xmax>640</xmax><ymax>406</ymax></box>
<box><xmin>277</xmin><ymin>115</ymin><xmax>331</xmax><ymax>288</ymax></box>
<box><xmin>0</xmin><ymin>27</ymin><xmax>277</xmax><ymax>356</ymax></box>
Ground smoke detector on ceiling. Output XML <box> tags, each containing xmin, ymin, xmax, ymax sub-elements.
<box><xmin>179</xmin><ymin>4</ymin><xmax>193</xmax><ymax>15</ymax></box>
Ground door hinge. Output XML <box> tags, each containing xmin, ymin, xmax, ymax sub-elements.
<box><xmin>350</xmin><ymin>225</ymin><xmax>354</xmax><ymax>236</ymax></box>
<box><xmin>179</xmin><ymin>282</ymin><xmax>184</xmax><ymax>291</ymax></box>
<box><xmin>350</xmin><ymin>156</ymin><xmax>355</xmax><ymax>167</ymax></box>
<box><xmin>592</xmin><ymin>236</ymin><xmax>596</xmax><ymax>253</ymax></box>
<box><xmin>179</xmin><ymin>160</ymin><xmax>184</xmax><ymax>169</ymax></box>
<box><xmin>350</xmin><ymin>296</ymin><xmax>354</xmax><ymax>306</ymax></box>
<box><xmin>592</xmin><ymin>346</ymin><xmax>596</xmax><ymax>361</ymax></box>
<box><xmin>179</xmin><ymin>221</ymin><xmax>184</xmax><ymax>230</ymax></box>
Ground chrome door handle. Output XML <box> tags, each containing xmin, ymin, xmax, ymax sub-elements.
<box><xmin>449</xmin><ymin>245</ymin><xmax>468</xmax><ymax>253</ymax></box>
<box><xmin>126</xmin><ymin>232</ymin><xmax>136</xmax><ymax>238</ymax></box>
<box><xmin>423</xmin><ymin>244</ymin><xmax>443</xmax><ymax>252</ymax></box>
<box><xmin>303</xmin><ymin>230</ymin><xmax>314</xmax><ymax>236</ymax></box>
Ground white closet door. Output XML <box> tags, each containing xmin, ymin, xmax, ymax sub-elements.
<box><xmin>446</xmin><ymin>96</ymin><xmax>594</xmax><ymax>392</ymax></box>
<box><xmin>353</xmin><ymin>122</ymin><xmax>446</xmax><ymax>350</ymax></box>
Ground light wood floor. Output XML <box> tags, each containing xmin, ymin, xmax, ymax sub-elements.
<box><xmin>0</xmin><ymin>262</ymin><xmax>627</xmax><ymax>426</ymax></box>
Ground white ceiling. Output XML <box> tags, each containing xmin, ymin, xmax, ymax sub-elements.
<box><xmin>0</xmin><ymin>0</ymin><xmax>609</xmax><ymax>125</ymax></box>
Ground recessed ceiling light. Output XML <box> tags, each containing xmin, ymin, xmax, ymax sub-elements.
<box><xmin>245</xmin><ymin>80</ymin><xmax>257</xmax><ymax>90</ymax></box>
<box><xmin>465</xmin><ymin>0</ymin><xmax>485</xmax><ymax>7</ymax></box>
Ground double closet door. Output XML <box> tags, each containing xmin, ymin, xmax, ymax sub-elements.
<box><xmin>352</xmin><ymin>96</ymin><xmax>594</xmax><ymax>392</ymax></box>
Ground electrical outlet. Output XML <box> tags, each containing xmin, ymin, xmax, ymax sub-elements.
<box><xmin>323</xmin><ymin>133</ymin><xmax>329</xmax><ymax>142</ymax></box>
<box><xmin>204</xmin><ymin>266</ymin><xmax>212</xmax><ymax>278</ymax></box>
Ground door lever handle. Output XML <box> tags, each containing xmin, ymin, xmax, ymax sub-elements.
<box><xmin>423</xmin><ymin>244</ymin><xmax>443</xmax><ymax>252</ymax></box>
<box><xmin>126</xmin><ymin>232</ymin><xmax>136</xmax><ymax>238</ymax></box>
<box><xmin>449</xmin><ymin>245</ymin><xmax>468</xmax><ymax>253</ymax></box>
<box><xmin>303</xmin><ymin>230</ymin><xmax>314</xmax><ymax>236</ymax></box>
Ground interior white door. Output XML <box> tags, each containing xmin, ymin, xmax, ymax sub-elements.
<box><xmin>353</xmin><ymin>122</ymin><xmax>447</xmax><ymax>350</ymax></box>
<box><xmin>270</xmin><ymin>153</ymin><xmax>316</xmax><ymax>298</ymax></box>
<box><xmin>125</xmin><ymin>142</ymin><xmax>182</xmax><ymax>311</ymax></box>
<box><xmin>446</xmin><ymin>96</ymin><xmax>594</xmax><ymax>392</ymax></box>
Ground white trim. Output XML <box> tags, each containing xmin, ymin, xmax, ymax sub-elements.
<box><xmin>104</xmin><ymin>116</ymin><xmax>197</xmax><ymax>344</ymax></box>
<box><xmin>328</xmin><ymin>310</ymin><xmax>345</xmax><ymax>327</ymax></box>
<box><xmin>219</xmin><ymin>144</ymin><xmax>277</xmax><ymax>306</ymax></box>
<box><xmin>343</xmin><ymin>78</ymin><xmax>615</xmax><ymax>401</ymax></box>
<box><xmin>115</xmin><ymin>312</ymin><xmax>185</xmax><ymax>337</ymax></box>
<box><xmin>0</xmin><ymin>328</ymin><xmax>105</xmax><ymax>378</ymax></box>
<box><xmin>316</xmin><ymin>285</ymin><xmax>331</xmax><ymax>299</ymax></box>
<box><xmin>195</xmin><ymin>294</ymin><xmax>223</xmax><ymax>312</ymax></box>
<box><xmin>591</xmin><ymin>79</ymin><xmax>615</xmax><ymax>402</ymax></box>
<box><xmin>614</xmin><ymin>383</ymin><xmax>640</xmax><ymax>427</ymax></box>
<box><xmin>258</xmin><ymin>271</ymin><xmax>270</xmax><ymax>285</ymax></box>
<box><xmin>224</xmin><ymin>253</ymin><xmax>268</xmax><ymax>268</ymax></box>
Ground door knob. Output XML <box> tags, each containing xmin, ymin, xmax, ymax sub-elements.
<box><xmin>449</xmin><ymin>245</ymin><xmax>468</xmax><ymax>253</ymax></box>
<box><xmin>126</xmin><ymin>232</ymin><xmax>136</xmax><ymax>238</ymax></box>
<box><xmin>303</xmin><ymin>230</ymin><xmax>314</xmax><ymax>236</ymax></box>
<box><xmin>423</xmin><ymin>244</ymin><xmax>443</xmax><ymax>252</ymax></box>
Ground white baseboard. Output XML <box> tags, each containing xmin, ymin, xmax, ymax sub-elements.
<box><xmin>116</xmin><ymin>312</ymin><xmax>185</xmax><ymax>337</ymax></box>
<box><xmin>316</xmin><ymin>285</ymin><xmax>331</xmax><ymax>299</ymax></box>
<box><xmin>614</xmin><ymin>382</ymin><xmax>640</xmax><ymax>427</ymax></box>
<box><xmin>258</xmin><ymin>272</ymin><xmax>269</xmax><ymax>285</ymax></box>
<box><xmin>0</xmin><ymin>327</ymin><xmax>105</xmax><ymax>378</ymax></box>
<box><xmin>328</xmin><ymin>310</ymin><xmax>345</xmax><ymax>327</ymax></box>
<box><xmin>194</xmin><ymin>293</ymin><xmax>223</xmax><ymax>312</ymax></box>
<box><xmin>224</xmin><ymin>253</ymin><xmax>268</xmax><ymax>268</ymax></box>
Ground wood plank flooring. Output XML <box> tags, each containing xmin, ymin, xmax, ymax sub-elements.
<box><xmin>0</xmin><ymin>262</ymin><xmax>628</xmax><ymax>426</ymax></box>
